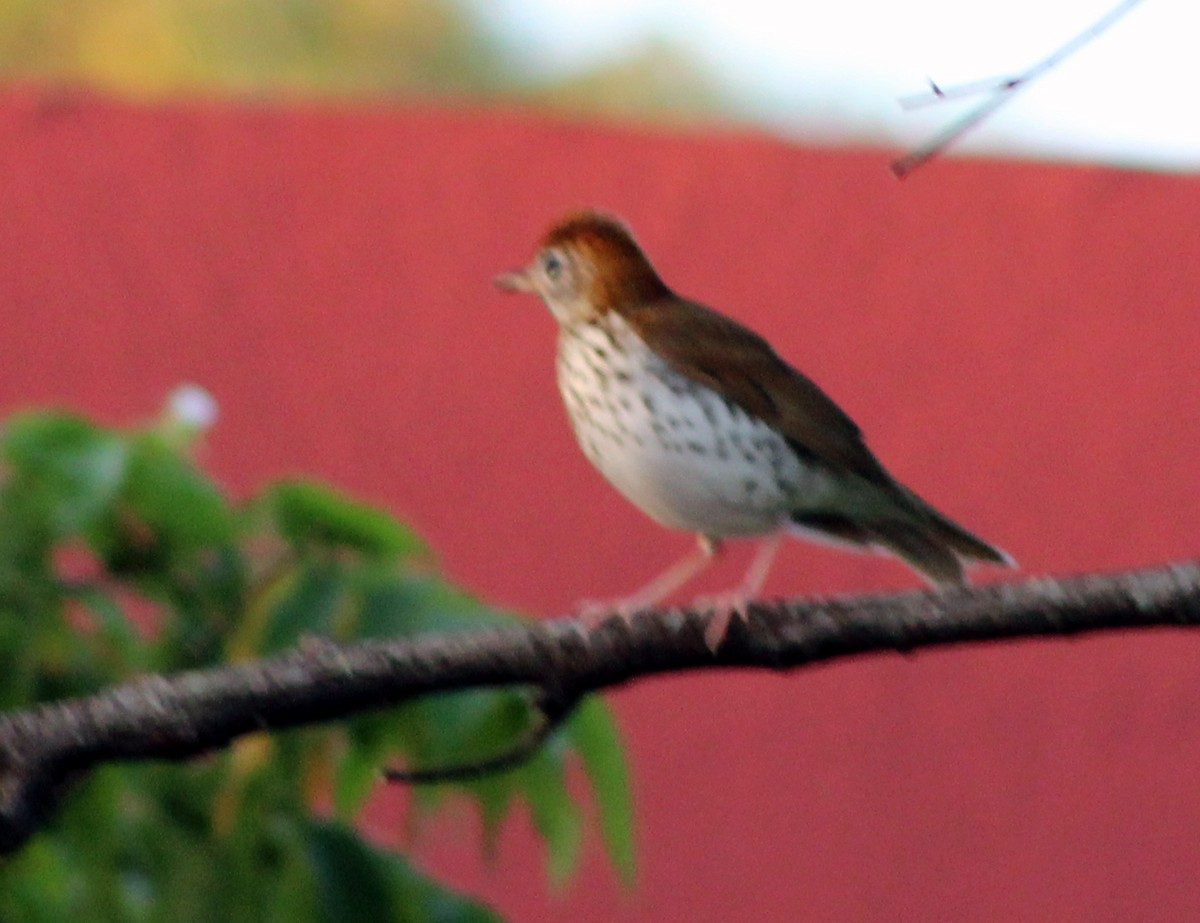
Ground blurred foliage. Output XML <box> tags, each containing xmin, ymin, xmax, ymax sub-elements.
<box><xmin>0</xmin><ymin>389</ymin><xmax>635</xmax><ymax>922</ymax></box>
<box><xmin>518</xmin><ymin>36</ymin><xmax>728</xmax><ymax>122</ymax></box>
<box><xmin>0</xmin><ymin>0</ymin><xmax>735</xmax><ymax>122</ymax></box>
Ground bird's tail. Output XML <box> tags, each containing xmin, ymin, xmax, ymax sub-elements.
<box><xmin>867</xmin><ymin>487</ymin><xmax>1014</xmax><ymax>586</ymax></box>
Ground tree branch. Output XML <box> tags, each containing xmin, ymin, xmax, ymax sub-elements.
<box><xmin>892</xmin><ymin>0</ymin><xmax>1146</xmax><ymax>178</ymax></box>
<box><xmin>1</xmin><ymin>560</ymin><xmax>1197</xmax><ymax>853</ymax></box>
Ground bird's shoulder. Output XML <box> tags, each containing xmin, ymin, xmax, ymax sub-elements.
<box><xmin>616</xmin><ymin>295</ymin><xmax>890</xmax><ymax>482</ymax></box>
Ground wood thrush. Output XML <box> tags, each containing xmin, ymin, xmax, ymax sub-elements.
<box><xmin>496</xmin><ymin>210</ymin><xmax>1013</xmax><ymax>649</ymax></box>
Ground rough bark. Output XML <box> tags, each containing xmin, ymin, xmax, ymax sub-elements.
<box><xmin>1</xmin><ymin>561</ymin><xmax>1197</xmax><ymax>853</ymax></box>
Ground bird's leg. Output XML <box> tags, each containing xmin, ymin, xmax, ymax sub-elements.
<box><xmin>697</xmin><ymin>530</ymin><xmax>785</xmax><ymax>651</ymax></box>
<box><xmin>578</xmin><ymin>535</ymin><xmax>722</xmax><ymax>627</ymax></box>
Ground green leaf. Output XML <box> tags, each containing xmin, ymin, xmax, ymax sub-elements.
<box><xmin>385</xmin><ymin>858</ymin><xmax>503</xmax><ymax>923</ymax></box>
<box><xmin>85</xmin><ymin>435</ymin><xmax>235</xmax><ymax>580</ymax></box>
<box><xmin>302</xmin><ymin>820</ymin><xmax>502</xmax><ymax>923</ymax></box>
<box><xmin>353</xmin><ymin>570</ymin><xmax>511</xmax><ymax>640</ymax></box>
<box><xmin>65</xmin><ymin>585</ymin><xmax>144</xmax><ymax>670</ymax></box>
<box><xmin>387</xmin><ymin>689</ymin><xmax>536</xmax><ymax>788</ymax></box>
<box><xmin>272</xmin><ymin>481</ymin><xmax>425</xmax><ymax>559</ymax></box>
<box><xmin>122</xmin><ymin>435</ymin><xmax>235</xmax><ymax>552</ymax></box>
<box><xmin>0</xmin><ymin>400</ymin><xmax>637</xmax><ymax>919</ymax></box>
<box><xmin>303</xmin><ymin>821</ymin><xmax>395</xmax><ymax>922</ymax></box>
<box><xmin>471</xmin><ymin>774</ymin><xmax>517</xmax><ymax>860</ymax></box>
<box><xmin>0</xmin><ymin>412</ymin><xmax>128</xmax><ymax>537</ymax></box>
<box><xmin>375</xmin><ymin>687</ymin><xmax>539</xmax><ymax>851</ymax></box>
<box><xmin>0</xmin><ymin>838</ymin><xmax>78</xmax><ymax>922</ymax></box>
<box><xmin>259</xmin><ymin>562</ymin><xmax>344</xmax><ymax>654</ymax></box>
<box><xmin>333</xmin><ymin>714</ymin><xmax>399</xmax><ymax>821</ymax></box>
<box><xmin>567</xmin><ymin>697</ymin><xmax>636</xmax><ymax>885</ymax></box>
<box><xmin>520</xmin><ymin>744</ymin><xmax>584</xmax><ymax>888</ymax></box>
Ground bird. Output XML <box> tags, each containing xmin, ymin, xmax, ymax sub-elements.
<box><xmin>496</xmin><ymin>209</ymin><xmax>1013</xmax><ymax>650</ymax></box>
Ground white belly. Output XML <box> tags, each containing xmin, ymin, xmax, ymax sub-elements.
<box><xmin>556</xmin><ymin>316</ymin><xmax>839</xmax><ymax>537</ymax></box>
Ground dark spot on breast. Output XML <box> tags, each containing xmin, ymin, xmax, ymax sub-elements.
<box><xmin>585</xmin><ymin>362</ymin><xmax>609</xmax><ymax>388</ymax></box>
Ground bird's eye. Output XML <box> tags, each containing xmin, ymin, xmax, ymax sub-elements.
<box><xmin>543</xmin><ymin>252</ymin><xmax>563</xmax><ymax>280</ymax></box>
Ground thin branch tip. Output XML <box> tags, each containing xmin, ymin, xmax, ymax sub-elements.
<box><xmin>895</xmin><ymin>0</ymin><xmax>1146</xmax><ymax>175</ymax></box>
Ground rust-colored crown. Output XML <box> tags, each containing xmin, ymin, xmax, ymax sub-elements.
<box><xmin>542</xmin><ymin>210</ymin><xmax>670</xmax><ymax>310</ymax></box>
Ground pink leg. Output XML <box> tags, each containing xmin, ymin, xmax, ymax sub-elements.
<box><xmin>701</xmin><ymin>531</ymin><xmax>785</xmax><ymax>652</ymax></box>
<box><xmin>579</xmin><ymin>535</ymin><xmax>722</xmax><ymax>626</ymax></box>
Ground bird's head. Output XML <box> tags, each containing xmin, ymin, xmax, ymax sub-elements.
<box><xmin>495</xmin><ymin>210</ymin><xmax>670</xmax><ymax>324</ymax></box>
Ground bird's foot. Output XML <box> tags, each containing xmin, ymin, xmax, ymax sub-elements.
<box><xmin>574</xmin><ymin>537</ymin><xmax>725</xmax><ymax>635</ymax></box>
<box><xmin>575</xmin><ymin>596</ymin><xmax>648</xmax><ymax>632</ymax></box>
<box><xmin>693</xmin><ymin>591</ymin><xmax>753</xmax><ymax>653</ymax></box>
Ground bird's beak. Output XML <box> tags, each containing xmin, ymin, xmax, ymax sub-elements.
<box><xmin>494</xmin><ymin>267</ymin><xmax>534</xmax><ymax>294</ymax></box>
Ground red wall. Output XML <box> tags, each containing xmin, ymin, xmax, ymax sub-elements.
<box><xmin>1</xmin><ymin>91</ymin><xmax>1198</xmax><ymax>922</ymax></box>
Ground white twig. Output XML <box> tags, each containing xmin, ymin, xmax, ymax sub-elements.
<box><xmin>893</xmin><ymin>0</ymin><xmax>1148</xmax><ymax>177</ymax></box>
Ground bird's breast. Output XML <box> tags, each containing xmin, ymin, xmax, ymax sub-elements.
<box><xmin>554</xmin><ymin>316</ymin><xmax>838</xmax><ymax>537</ymax></box>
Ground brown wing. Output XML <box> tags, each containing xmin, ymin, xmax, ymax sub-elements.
<box><xmin>618</xmin><ymin>297</ymin><xmax>892</xmax><ymax>484</ymax></box>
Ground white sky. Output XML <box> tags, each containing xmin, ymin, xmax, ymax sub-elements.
<box><xmin>478</xmin><ymin>0</ymin><xmax>1199</xmax><ymax>171</ymax></box>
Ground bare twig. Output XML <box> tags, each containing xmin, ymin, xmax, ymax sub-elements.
<box><xmin>899</xmin><ymin>75</ymin><xmax>1020</xmax><ymax>110</ymax></box>
<box><xmin>0</xmin><ymin>560</ymin><xmax>1197</xmax><ymax>853</ymax></box>
<box><xmin>893</xmin><ymin>0</ymin><xmax>1147</xmax><ymax>177</ymax></box>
